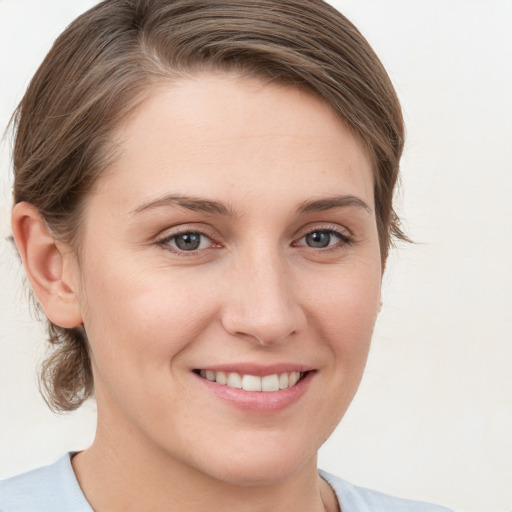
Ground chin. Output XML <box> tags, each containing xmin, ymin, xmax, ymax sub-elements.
<box><xmin>190</xmin><ymin>432</ymin><xmax>319</xmax><ymax>488</ymax></box>
<box><xmin>210</xmin><ymin>459</ymin><xmax>309</xmax><ymax>488</ymax></box>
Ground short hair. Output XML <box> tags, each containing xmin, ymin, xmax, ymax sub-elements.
<box><xmin>11</xmin><ymin>0</ymin><xmax>406</xmax><ymax>411</ymax></box>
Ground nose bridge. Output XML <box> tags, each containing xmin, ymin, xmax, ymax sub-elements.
<box><xmin>222</xmin><ymin>243</ymin><xmax>304</xmax><ymax>345</ymax></box>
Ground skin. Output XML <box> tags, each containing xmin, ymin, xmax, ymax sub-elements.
<box><xmin>13</xmin><ymin>73</ymin><xmax>382</xmax><ymax>512</ymax></box>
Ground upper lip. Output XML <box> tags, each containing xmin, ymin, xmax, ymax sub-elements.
<box><xmin>193</xmin><ymin>363</ymin><xmax>315</xmax><ymax>377</ymax></box>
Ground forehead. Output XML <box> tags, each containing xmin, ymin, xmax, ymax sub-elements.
<box><xmin>95</xmin><ymin>73</ymin><xmax>374</xmax><ymax>212</ymax></box>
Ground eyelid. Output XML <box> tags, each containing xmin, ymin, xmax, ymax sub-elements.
<box><xmin>156</xmin><ymin>224</ymin><xmax>222</xmax><ymax>254</ymax></box>
<box><xmin>154</xmin><ymin>222</ymin><xmax>353</xmax><ymax>255</ymax></box>
<box><xmin>294</xmin><ymin>223</ymin><xmax>352</xmax><ymax>240</ymax></box>
<box><xmin>292</xmin><ymin>223</ymin><xmax>353</xmax><ymax>249</ymax></box>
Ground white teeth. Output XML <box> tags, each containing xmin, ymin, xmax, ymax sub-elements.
<box><xmin>261</xmin><ymin>374</ymin><xmax>280</xmax><ymax>392</ymax></box>
<box><xmin>216</xmin><ymin>371</ymin><xmax>227</xmax><ymax>385</ymax></box>
<box><xmin>288</xmin><ymin>371</ymin><xmax>300</xmax><ymax>387</ymax></box>
<box><xmin>227</xmin><ymin>372</ymin><xmax>242</xmax><ymax>389</ymax></box>
<box><xmin>242</xmin><ymin>374</ymin><xmax>262</xmax><ymax>391</ymax></box>
<box><xmin>199</xmin><ymin>370</ymin><xmax>305</xmax><ymax>391</ymax></box>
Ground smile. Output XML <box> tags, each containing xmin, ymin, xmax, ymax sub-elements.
<box><xmin>197</xmin><ymin>370</ymin><xmax>305</xmax><ymax>392</ymax></box>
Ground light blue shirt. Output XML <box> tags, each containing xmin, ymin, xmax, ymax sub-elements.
<box><xmin>0</xmin><ymin>453</ymin><xmax>454</xmax><ymax>511</ymax></box>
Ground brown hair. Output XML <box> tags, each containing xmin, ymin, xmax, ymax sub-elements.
<box><xmin>11</xmin><ymin>0</ymin><xmax>406</xmax><ymax>411</ymax></box>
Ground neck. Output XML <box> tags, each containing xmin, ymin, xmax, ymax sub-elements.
<box><xmin>72</xmin><ymin>412</ymin><xmax>336</xmax><ymax>512</ymax></box>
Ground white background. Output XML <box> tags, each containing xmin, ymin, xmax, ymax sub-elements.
<box><xmin>1</xmin><ymin>1</ymin><xmax>511</xmax><ymax>511</ymax></box>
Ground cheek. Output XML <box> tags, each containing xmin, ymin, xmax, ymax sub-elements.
<box><xmin>78</xmin><ymin>256</ymin><xmax>218</xmax><ymax>372</ymax></box>
<box><xmin>78</xmin><ymin>265</ymin><xmax>219</xmax><ymax>426</ymax></box>
<box><xmin>305</xmin><ymin>264</ymin><xmax>381</xmax><ymax>361</ymax></box>
<box><xmin>300</xmin><ymin>267</ymin><xmax>381</xmax><ymax>445</ymax></box>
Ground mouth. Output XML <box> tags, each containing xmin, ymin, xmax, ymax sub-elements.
<box><xmin>194</xmin><ymin>369</ymin><xmax>309</xmax><ymax>392</ymax></box>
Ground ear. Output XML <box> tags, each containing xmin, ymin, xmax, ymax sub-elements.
<box><xmin>11</xmin><ymin>202</ymin><xmax>83</xmax><ymax>328</ymax></box>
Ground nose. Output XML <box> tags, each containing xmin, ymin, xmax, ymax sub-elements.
<box><xmin>221</xmin><ymin>250</ymin><xmax>306</xmax><ymax>346</ymax></box>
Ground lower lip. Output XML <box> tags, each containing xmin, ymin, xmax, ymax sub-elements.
<box><xmin>194</xmin><ymin>371</ymin><xmax>314</xmax><ymax>413</ymax></box>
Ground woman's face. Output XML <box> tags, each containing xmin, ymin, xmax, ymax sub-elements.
<box><xmin>71</xmin><ymin>73</ymin><xmax>382</xmax><ymax>485</ymax></box>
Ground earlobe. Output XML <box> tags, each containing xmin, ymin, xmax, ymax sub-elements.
<box><xmin>11</xmin><ymin>202</ymin><xmax>83</xmax><ymax>328</ymax></box>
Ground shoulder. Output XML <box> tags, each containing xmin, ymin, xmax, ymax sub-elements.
<box><xmin>319</xmin><ymin>470</ymin><xmax>455</xmax><ymax>512</ymax></box>
<box><xmin>0</xmin><ymin>453</ymin><xmax>92</xmax><ymax>512</ymax></box>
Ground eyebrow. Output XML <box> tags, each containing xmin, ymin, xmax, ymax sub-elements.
<box><xmin>131</xmin><ymin>194</ymin><xmax>235</xmax><ymax>216</ymax></box>
<box><xmin>296</xmin><ymin>195</ymin><xmax>372</xmax><ymax>215</ymax></box>
<box><xmin>131</xmin><ymin>193</ymin><xmax>371</xmax><ymax>216</ymax></box>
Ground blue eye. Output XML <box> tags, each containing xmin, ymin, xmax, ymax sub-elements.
<box><xmin>296</xmin><ymin>229</ymin><xmax>350</xmax><ymax>249</ymax></box>
<box><xmin>305</xmin><ymin>231</ymin><xmax>333</xmax><ymax>248</ymax></box>
<box><xmin>163</xmin><ymin>232</ymin><xmax>212</xmax><ymax>252</ymax></box>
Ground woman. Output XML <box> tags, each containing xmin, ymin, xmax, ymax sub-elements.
<box><xmin>1</xmin><ymin>1</ymin><xmax>453</xmax><ymax>510</ymax></box>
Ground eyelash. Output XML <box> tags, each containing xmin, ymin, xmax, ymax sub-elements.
<box><xmin>157</xmin><ymin>229</ymin><xmax>219</xmax><ymax>256</ymax></box>
<box><xmin>293</xmin><ymin>226</ymin><xmax>353</xmax><ymax>252</ymax></box>
<box><xmin>156</xmin><ymin>225</ymin><xmax>353</xmax><ymax>256</ymax></box>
